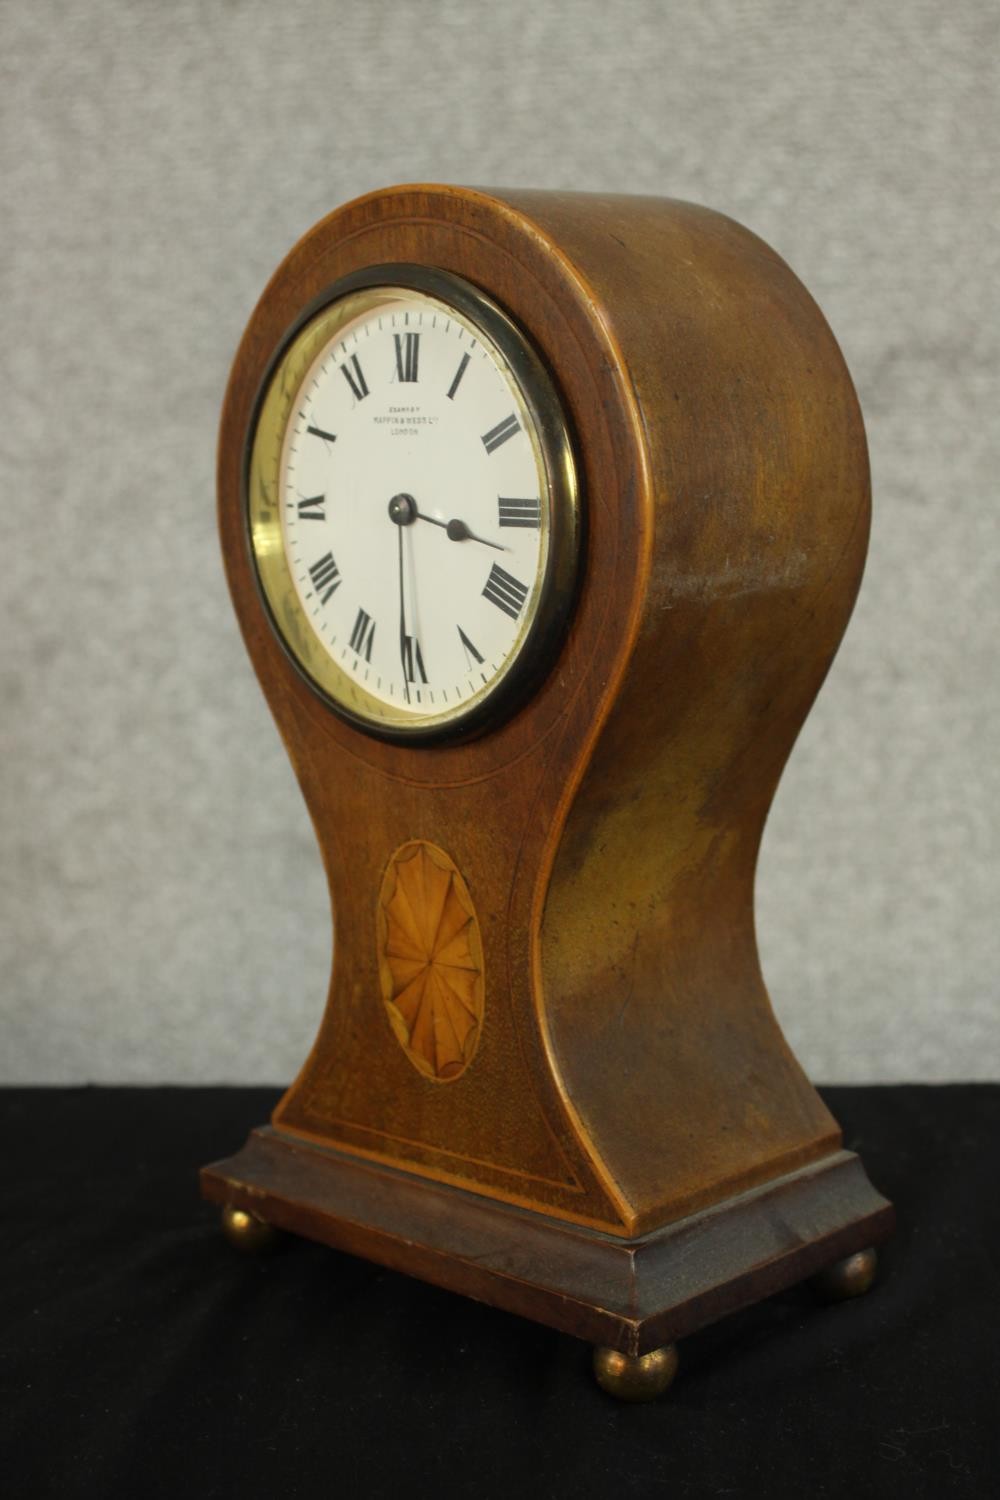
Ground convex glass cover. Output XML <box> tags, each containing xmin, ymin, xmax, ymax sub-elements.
<box><xmin>246</xmin><ymin>268</ymin><xmax>579</xmax><ymax>740</ymax></box>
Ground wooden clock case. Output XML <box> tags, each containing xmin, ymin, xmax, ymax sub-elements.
<box><xmin>202</xmin><ymin>185</ymin><xmax>893</xmax><ymax>1371</ymax></box>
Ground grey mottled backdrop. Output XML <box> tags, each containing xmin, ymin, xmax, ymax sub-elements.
<box><xmin>2</xmin><ymin>0</ymin><xmax>997</xmax><ymax>1083</ymax></box>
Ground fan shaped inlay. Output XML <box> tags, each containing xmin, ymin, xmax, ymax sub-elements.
<box><xmin>376</xmin><ymin>841</ymin><xmax>485</xmax><ymax>1081</ymax></box>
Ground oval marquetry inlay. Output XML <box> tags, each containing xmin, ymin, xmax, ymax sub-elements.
<box><xmin>376</xmin><ymin>841</ymin><xmax>485</xmax><ymax>1082</ymax></box>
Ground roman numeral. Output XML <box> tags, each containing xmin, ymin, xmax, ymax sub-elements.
<box><xmin>308</xmin><ymin>551</ymin><xmax>341</xmax><ymax>605</ymax></box>
<box><xmin>498</xmin><ymin>497</ymin><xmax>541</xmax><ymax>529</ymax></box>
<box><xmin>457</xmin><ymin>626</ymin><xmax>484</xmax><ymax>668</ymax></box>
<box><xmin>393</xmin><ymin>331</ymin><xmax>420</xmax><ymax>382</ymax></box>
<box><xmin>482</xmin><ymin>563</ymin><xmax>529</xmax><ymax>620</ymax></box>
<box><xmin>349</xmin><ymin>607</ymin><xmax>376</xmax><ymax>663</ymax></box>
<box><xmin>296</xmin><ymin>494</ymin><xmax>325</xmax><ymax>521</ymax></box>
<box><xmin>306</xmin><ymin>423</ymin><xmax>337</xmax><ymax>446</ymax></box>
<box><xmin>340</xmin><ymin>353</ymin><xmax>370</xmax><ymax>402</ymax></box>
<box><xmin>481</xmin><ymin>413</ymin><xmax>521</xmax><ymax>454</ymax></box>
<box><xmin>446</xmin><ymin>351</ymin><xmax>471</xmax><ymax>400</ymax></box>
<box><xmin>402</xmin><ymin>634</ymin><xmax>428</xmax><ymax>683</ymax></box>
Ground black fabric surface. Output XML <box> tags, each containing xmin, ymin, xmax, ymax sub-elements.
<box><xmin>1</xmin><ymin>1085</ymin><xmax>997</xmax><ymax>1498</ymax></box>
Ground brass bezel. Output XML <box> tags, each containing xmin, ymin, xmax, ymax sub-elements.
<box><xmin>244</xmin><ymin>264</ymin><xmax>581</xmax><ymax>744</ymax></box>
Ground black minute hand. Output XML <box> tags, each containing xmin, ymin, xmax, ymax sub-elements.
<box><xmin>397</xmin><ymin>522</ymin><xmax>410</xmax><ymax>704</ymax></box>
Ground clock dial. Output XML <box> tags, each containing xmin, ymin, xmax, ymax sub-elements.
<box><xmin>283</xmin><ymin>302</ymin><xmax>544</xmax><ymax>712</ymax></box>
<box><xmin>247</xmin><ymin>272</ymin><xmax>578</xmax><ymax>740</ymax></box>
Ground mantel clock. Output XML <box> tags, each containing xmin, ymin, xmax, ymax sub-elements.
<box><xmin>202</xmin><ymin>185</ymin><xmax>893</xmax><ymax>1400</ymax></box>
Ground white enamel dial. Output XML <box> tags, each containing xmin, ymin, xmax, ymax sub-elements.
<box><xmin>261</xmin><ymin>281</ymin><xmax>571</xmax><ymax>736</ymax></box>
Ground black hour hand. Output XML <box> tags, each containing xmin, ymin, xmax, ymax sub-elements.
<box><xmin>413</xmin><ymin>507</ymin><xmax>505</xmax><ymax>551</ymax></box>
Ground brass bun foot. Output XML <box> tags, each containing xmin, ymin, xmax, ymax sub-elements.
<box><xmin>220</xmin><ymin>1203</ymin><xmax>281</xmax><ymax>1253</ymax></box>
<box><xmin>592</xmin><ymin>1343</ymin><xmax>679</xmax><ymax>1402</ymax></box>
<box><xmin>811</xmin><ymin>1246</ymin><xmax>878</xmax><ymax>1302</ymax></box>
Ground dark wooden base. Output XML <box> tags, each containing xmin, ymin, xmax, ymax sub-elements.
<box><xmin>201</xmin><ymin>1128</ymin><xmax>893</xmax><ymax>1357</ymax></box>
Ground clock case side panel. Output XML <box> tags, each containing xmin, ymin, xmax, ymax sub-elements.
<box><xmin>509</xmin><ymin>193</ymin><xmax>875</xmax><ymax>1235</ymax></box>
<box><xmin>212</xmin><ymin>187</ymin><xmax>657</xmax><ymax>1231</ymax></box>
